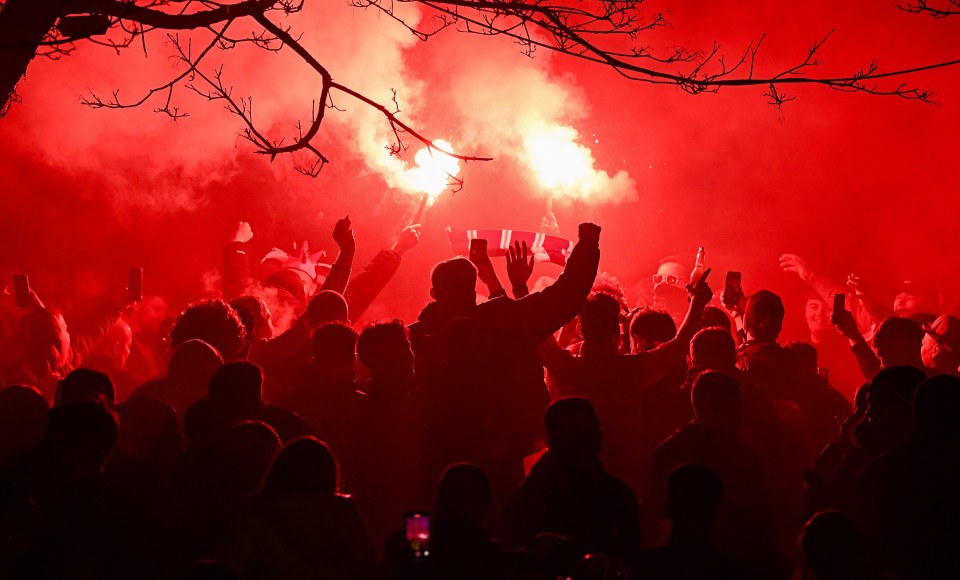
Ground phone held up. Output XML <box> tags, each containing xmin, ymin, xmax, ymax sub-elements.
<box><xmin>405</xmin><ymin>512</ymin><xmax>430</xmax><ymax>561</ymax></box>
<box><xmin>128</xmin><ymin>267</ymin><xmax>144</xmax><ymax>303</ymax></box>
<box><xmin>13</xmin><ymin>274</ymin><xmax>31</xmax><ymax>309</ymax></box>
<box><xmin>722</xmin><ymin>271</ymin><xmax>742</xmax><ymax>308</ymax></box>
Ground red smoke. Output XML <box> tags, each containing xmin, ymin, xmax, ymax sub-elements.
<box><xmin>1</xmin><ymin>0</ymin><xmax>958</xmax><ymax>335</ymax></box>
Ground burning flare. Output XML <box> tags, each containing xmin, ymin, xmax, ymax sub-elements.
<box><xmin>400</xmin><ymin>139</ymin><xmax>460</xmax><ymax>203</ymax></box>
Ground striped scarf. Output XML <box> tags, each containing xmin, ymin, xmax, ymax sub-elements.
<box><xmin>446</xmin><ymin>227</ymin><xmax>574</xmax><ymax>266</ymax></box>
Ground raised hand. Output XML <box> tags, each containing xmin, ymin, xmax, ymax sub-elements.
<box><xmin>831</xmin><ymin>303</ymin><xmax>861</xmax><ymax>342</ymax></box>
<box><xmin>540</xmin><ymin>212</ymin><xmax>560</xmax><ymax>236</ymax></box>
<box><xmin>846</xmin><ymin>273</ymin><xmax>868</xmax><ymax>297</ymax></box>
<box><xmin>232</xmin><ymin>221</ymin><xmax>254</xmax><ymax>244</ymax></box>
<box><xmin>506</xmin><ymin>241</ymin><xmax>536</xmax><ymax>297</ymax></box>
<box><xmin>779</xmin><ymin>253</ymin><xmax>813</xmax><ymax>283</ymax></box>
<box><xmin>686</xmin><ymin>268</ymin><xmax>714</xmax><ymax>308</ymax></box>
<box><xmin>391</xmin><ymin>223</ymin><xmax>422</xmax><ymax>256</ymax></box>
<box><xmin>333</xmin><ymin>215</ymin><xmax>355</xmax><ymax>251</ymax></box>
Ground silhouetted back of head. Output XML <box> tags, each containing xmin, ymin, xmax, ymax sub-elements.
<box><xmin>306</xmin><ymin>290</ymin><xmax>349</xmax><ymax>328</ymax></box>
<box><xmin>436</xmin><ymin>462</ymin><xmax>492</xmax><ymax>525</ymax></box>
<box><xmin>208</xmin><ymin>361</ymin><xmax>264</xmax><ymax>419</ymax></box>
<box><xmin>44</xmin><ymin>401</ymin><xmax>118</xmax><ymax>470</ymax></box>
<box><xmin>311</xmin><ymin>322</ymin><xmax>358</xmax><ymax>373</ymax></box>
<box><xmin>745</xmin><ymin>290</ymin><xmax>784</xmax><ymax>342</ymax></box>
<box><xmin>546</xmin><ymin>397</ymin><xmax>602</xmax><ymax>464</ymax></box>
<box><xmin>666</xmin><ymin>464</ymin><xmax>724</xmax><ymax>533</ymax></box>
<box><xmin>357</xmin><ymin>320</ymin><xmax>412</xmax><ymax>377</ymax></box>
<box><xmin>430</xmin><ymin>257</ymin><xmax>477</xmax><ymax>303</ymax></box>
<box><xmin>874</xmin><ymin>316</ymin><xmax>924</xmax><ymax>364</ymax></box>
<box><xmin>229</xmin><ymin>295</ymin><xmax>271</xmax><ymax>340</ymax></box>
<box><xmin>630</xmin><ymin>308</ymin><xmax>677</xmax><ymax>351</ymax></box>
<box><xmin>801</xmin><ymin>511</ymin><xmax>865</xmax><ymax>579</ymax></box>
<box><xmin>867</xmin><ymin>365</ymin><xmax>926</xmax><ymax>414</ymax></box>
<box><xmin>170</xmin><ymin>299</ymin><xmax>247</xmax><ymax>361</ymax></box>
<box><xmin>690</xmin><ymin>327</ymin><xmax>737</xmax><ymax>370</ymax></box>
<box><xmin>691</xmin><ymin>371</ymin><xmax>741</xmax><ymax>430</ymax></box>
<box><xmin>221</xmin><ymin>420</ymin><xmax>281</xmax><ymax>496</ymax></box>
<box><xmin>262</xmin><ymin>436</ymin><xmax>338</xmax><ymax>495</ymax></box>
<box><xmin>580</xmin><ymin>293</ymin><xmax>621</xmax><ymax>345</ymax></box>
<box><xmin>701</xmin><ymin>306</ymin><xmax>733</xmax><ymax>334</ymax></box>
<box><xmin>921</xmin><ymin>314</ymin><xmax>960</xmax><ymax>370</ymax></box>
<box><xmin>913</xmin><ymin>375</ymin><xmax>960</xmax><ymax>442</ymax></box>
<box><xmin>57</xmin><ymin>368</ymin><xmax>115</xmax><ymax>408</ymax></box>
<box><xmin>785</xmin><ymin>341</ymin><xmax>819</xmax><ymax>375</ymax></box>
<box><xmin>168</xmin><ymin>339</ymin><xmax>223</xmax><ymax>385</ymax></box>
<box><xmin>0</xmin><ymin>385</ymin><xmax>49</xmax><ymax>463</ymax></box>
<box><xmin>116</xmin><ymin>397</ymin><xmax>181</xmax><ymax>466</ymax></box>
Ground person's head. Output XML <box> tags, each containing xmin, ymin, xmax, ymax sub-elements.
<box><xmin>436</xmin><ymin>463</ymin><xmax>492</xmax><ymax>525</ymax></box>
<box><xmin>652</xmin><ymin>257</ymin><xmax>688</xmax><ymax>322</ymax></box>
<box><xmin>912</xmin><ymin>375</ymin><xmax>960</xmax><ymax>444</ymax></box>
<box><xmin>893</xmin><ymin>278</ymin><xmax>940</xmax><ymax>317</ymax></box>
<box><xmin>43</xmin><ymin>401</ymin><xmax>118</xmax><ymax>473</ymax></box>
<box><xmin>229</xmin><ymin>296</ymin><xmax>274</xmax><ymax>341</ymax></box>
<box><xmin>208</xmin><ymin>361</ymin><xmax>264</xmax><ymax>421</ymax></box>
<box><xmin>167</xmin><ymin>339</ymin><xmax>223</xmax><ymax>388</ymax></box>
<box><xmin>630</xmin><ymin>307</ymin><xmax>677</xmax><ymax>353</ymax></box>
<box><xmin>261</xmin><ymin>436</ymin><xmax>338</xmax><ymax>495</ymax></box>
<box><xmin>853</xmin><ymin>365</ymin><xmax>925</xmax><ymax>451</ymax></box>
<box><xmin>665</xmin><ymin>464</ymin><xmax>724</xmax><ymax>537</ymax></box>
<box><xmin>357</xmin><ymin>320</ymin><xmax>414</xmax><ymax>379</ymax></box>
<box><xmin>430</xmin><ymin>257</ymin><xmax>477</xmax><ymax>304</ymax></box>
<box><xmin>691</xmin><ymin>371</ymin><xmax>741</xmax><ymax>431</ymax></box>
<box><xmin>701</xmin><ymin>306</ymin><xmax>732</xmax><ymax>335</ymax></box>
<box><xmin>9</xmin><ymin>307</ymin><xmax>68</xmax><ymax>385</ymax></box>
<box><xmin>116</xmin><ymin>398</ymin><xmax>181</xmax><ymax>471</ymax></box>
<box><xmin>91</xmin><ymin>319</ymin><xmax>134</xmax><ymax>369</ymax></box>
<box><xmin>127</xmin><ymin>295</ymin><xmax>169</xmax><ymax>336</ymax></box>
<box><xmin>220</xmin><ymin>421</ymin><xmax>282</xmax><ymax>497</ymax></box>
<box><xmin>56</xmin><ymin>368</ymin><xmax>115</xmax><ymax>408</ymax></box>
<box><xmin>579</xmin><ymin>293</ymin><xmax>621</xmax><ymax>348</ymax></box>
<box><xmin>744</xmin><ymin>290</ymin><xmax>784</xmax><ymax>342</ymax></box>
<box><xmin>545</xmin><ymin>397</ymin><xmax>602</xmax><ymax>466</ymax></box>
<box><xmin>305</xmin><ymin>290</ymin><xmax>349</xmax><ymax>330</ymax></box>
<box><xmin>0</xmin><ymin>385</ymin><xmax>49</xmax><ymax>464</ymax></box>
<box><xmin>801</xmin><ymin>511</ymin><xmax>866</xmax><ymax>580</ymax></box>
<box><xmin>311</xmin><ymin>322</ymin><xmax>358</xmax><ymax>382</ymax></box>
<box><xmin>784</xmin><ymin>341</ymin><xmax>819</xmax><ymax>376</ymax></box>
<box><xmin>921</xmin><ymin>315</ymin><xmax>960</xmax><ymax>373</ymax></box>
<box><xmin>170</xmin><ymin>299</ymin><xmax>247</xmax><ymax>361</ymax></box>
<box><xmin>804</xmin><ymin>294</ymin><xmax>832</xmax><ymax>339</ymax></box>
<box><xmin>689</xmin><ymin>327</ymin><xmax>737</xmax><ymax>371</ymax></box>
<box><xmin>873</xmin><ymin>315</ymin><xmax>925</xmax><ymax>368</ymax></box>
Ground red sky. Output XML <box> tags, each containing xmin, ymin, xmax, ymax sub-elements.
<box><xmin>1</xmin><ymin>0</ymin><xmax>958</xmax><ymax>336</ymax></box>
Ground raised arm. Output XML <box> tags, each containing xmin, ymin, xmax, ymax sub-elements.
<box><xmin>630</xmin><ymin>269</ymin><xmax>714</xmax><ymax>384</ymax></box>
<box><xmin>343</xmin><ymin>223</ymin><xmax>421</xmax><ymax>320</ymax></box>
<box><xmin>319</xmin><ymin>216</ymin><xmax>356</xmax><ymax>295</ymax></box>
<box><xmin>509</xmin><ymin>223</ymin><xmax>600</xmax><ymax>342</ymax></box>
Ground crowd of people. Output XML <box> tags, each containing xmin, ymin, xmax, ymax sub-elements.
<box><xmin>1</xmin><ymin>216</ymin><xmax>959</xmax><ymax>580</ymax></box>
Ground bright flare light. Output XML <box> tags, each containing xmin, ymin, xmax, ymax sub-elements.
<box><xmin>525</xmin><ymin>126</ymin><xmax>593</xmax><ymax>191</ymax></box>
<box><xmin>401</xmin><ymin>139</ymin><xmax>460</xmax><ymax>202</ymax></box>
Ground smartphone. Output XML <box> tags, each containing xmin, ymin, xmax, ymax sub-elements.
<box><xmin>405</xmin><ymin>512</ymin><xmax>430</xmax><ymax>560</ymax></box>
<box><xmin>128</xmin><ymin>267</ymin><xmax>143</xmax><ymax>303</ymax></box>
<box><xmin>833</xmin><ymin>293</ymin><xmax>846</xmax><ymax>314</ymax></box>
<box><xmin>13</xmin><ymin>274</ymin><xmax>30</xmax><ymax>308</ymax></box>
<box><xmin>469</xmin><ymin>238</ymin><xmax>488</xmax><ymax>258</ymax></box>
<box><xmin>722</xmin><ymin>271</ymin><xmax>742</xmax><ymax>307</ymax></box>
